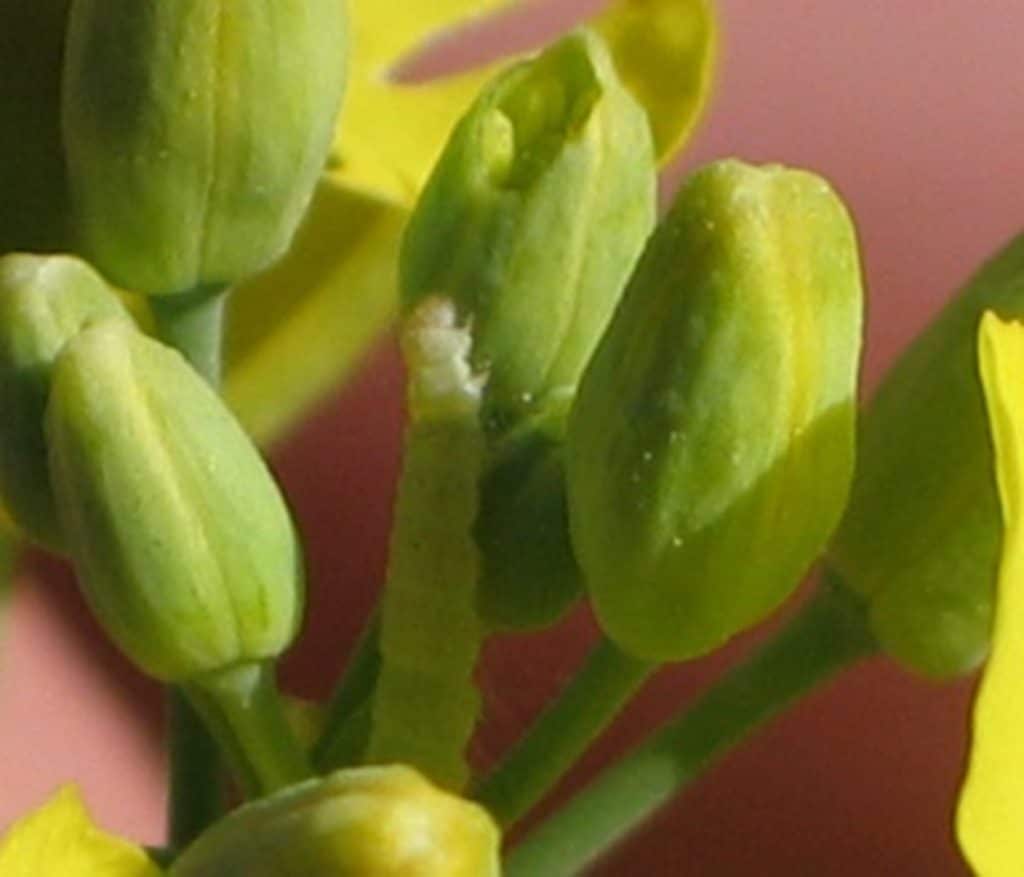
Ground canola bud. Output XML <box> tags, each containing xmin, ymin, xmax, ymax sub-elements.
<box><xmin>568</xmin><ymin>160</ymin><xmax>864</xmax><ymax>662</ymax></box>
<box><xmin>474</xmin><ymin>407</ymin><xmax>583</xmax><ymax>629</ymax></box>
<box><xmin>0</xmin><ymin>253</ymin><xmax>128</xmax><ymax>547</ymax></box>
<box><xmin>46</xmin><ymin>319</ymin><xmax>303</xmax><ymax>682</ymax></box>
<box><xmin>830</xmin><ymin>234</ymin><xmax>1024</xmax><ymax>678</ymax></box>
<box><xmin>402</xmin><ymin>29</ymin><xmax>655</xmax><ymax>630</ymax></box>
<box><xmin>62</xmin><ymin>0</ymin><xmax>347</xmax><ymax>296</ymax></box>
<box><xmin>170</xmin><ymin>765</ymin><xmax>500</xmax><ymax>877</ymax></box>
<box><xmin>402</xmin><ymin>29</ymin><xmax>654</xmax><ymax>428</ymax></box>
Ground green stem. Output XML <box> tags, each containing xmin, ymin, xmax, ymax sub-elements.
<box><xmin>476</xmin><ymin>638</ymin><xmax>654</xmax><ymax>826</ymax></box>
<box><xmin>153</xmin><ymin>284</ymin><xmax>229</xmax><ymax>844</ymax></box>
<box><xmin>313</xmin><ymin>608</ymin><xmax>381</xmax><ymax>771</ymax></box>
<box><xmin>150</xmin><ymin>285</ymin><xmax>228</xmax><ymax>386</ymax></box>
<box><xmin>185</xmin><ymin>662</ymin><xmax>312</xmax><ymax>798</ymax></box>
<box><xmin>167</xmin><ymin>689</ymin><xmax>222</xmax><ymax>849</ymax></box>
<box><xmin>504</xmin><ymin>581</ymin><xmax>876</xmax><ymax>877</ymax></box>
<box><xmin>316</xmin><ymin>700</ymin><xmax>374</xmax><ymax>772</ymax></box>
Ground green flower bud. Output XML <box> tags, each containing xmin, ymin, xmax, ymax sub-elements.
<box><xmin>568</xmin><ymin>160</ymin><xmax>864</xmax><ymax>662</ymax></box>
<box><xmin>45</xmin><ymin>319</ymin><xmax>303</xmax><ymax>682</ymax></box>
<box><xmin>170</xmin><ymin>765</ymin><xmax>501</xmax><ymax>877</ymax></box>
<box><xmin>0</xmin><ymin>253</ymin><xmax>128</xmax><ymax>547</ymax></box>
<box><xmin>62</xmin><ymin>0</ymin><xmax>348</xmax><ymax>296</ymax></box>
<box><xmin>401</xmin><ymin>29</ymin><xmax>656</xmax><ymax>630</ymax></box>
<box><xmin>474</xmin><ymin>408</ymin><xmax>583</xmax><ymax>630</ymax></box>
<box><xmin>830</xmin><ymin>234</ymin><xmax>1024</xmax><ymax>678</ymax></box>
<box><xmin>402</xmin><ymin>28</ymin><xmax>654</xmax><ymax>428</ymax></box>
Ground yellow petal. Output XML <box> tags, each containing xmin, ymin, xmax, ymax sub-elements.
<box><xmin>597</xmin><ymin>0</ymin><xmax>717</xmax><ymax>160</ymax></box>
<box><xmin>0</xmin><ymin>786</ymin><xmax>160</xmax><ymax>877</ymax></box>
<box><xmin>956</xmin><ymin>313</ymin><xmax>1024</xmax><ymax>875</ymax></box>
<box><xmin>350</xmin><ymin>0</ymin><xmax>514</xmax><ymax>76</ymax></box>
<box><xmin>223</xmin><ymin>185</ymin><xmax>405</xmax><ymax>444</ymax></box>
<box><xmin>332</xmin><ymin>0</ymin><xmax>717</xmax><ymax>203</ymax></box>
<box><xmin>330</xmin><ymin>69</ymin><xmax>499</xmax><ymax>206</ymax></box>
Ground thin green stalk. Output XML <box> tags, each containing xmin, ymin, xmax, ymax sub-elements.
<box><xmin>316</xmin><ymin>700</ymin><xmax>374</xmax><ymax>772</ymax></box>
<box><xmin>166</xmin><ymin>689</ymin><xmax>222</xmax><ymax>850</ymax></box>
<box><xmin>504</xmin><ymin>580</ymin><xmax>876</xmax><ymax>877</ymax></box>
<box><xmin>152</xmin><ymin>284</ymin><xmax>229</xmax><ymax>845</ymax></box>
<box><xmin>476</xmin><ymin>638</ymin><xmax>654</xmax><ymax>826</ymax></box>
<box><xmin>150</xmin><ymin>285</ymin><xmax>228</xmax><ymax>387</ymax></box>
<box><xmin>313</xmin><ymin>608</ymin><xmax>381</xmax><ymax>771</ymax></box>
<box><xmin>185</xmin><ymin>662</ymin><xmax>312</xmax><ymax>798</ymax></box>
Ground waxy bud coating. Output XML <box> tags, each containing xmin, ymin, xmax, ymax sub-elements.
<box><xmin>170</xmin><ymin>765</ymin><xmax>501</xmax><ymax>877</ymax></box>
<box><xmin>569</xmin><ymin>160</ymin><xmax>864</xmax><ymax>662</ymax></box>
<box><xmin>0</xmin><ymin>253</ymin><xmax>128</xmax><ymax>547</ymax></box>
<box><xmin>46</xmin><ymin>320</ymin><xmax>303</xmax><ymax>682</ymax></box>
<box><xmin>62</xmin><ymin>0</ymin><xmax>347</xmax><ymax>296</ymax></box>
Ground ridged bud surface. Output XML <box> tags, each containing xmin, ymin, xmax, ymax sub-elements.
<box><xmin>63</xmin><ymin>0</ymin><xmax>347</xmax><ymax>295</ymax></box>
<box><xmin>46</xmin><ymin>320</ymin><xmax>303</xmax><ymax>681</ymax></box>
<box><xmin>569</xmin><ymin>160</ymin><xmax>863</xmax><ymax>661</ymax></box>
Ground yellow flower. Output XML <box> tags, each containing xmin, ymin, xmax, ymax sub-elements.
<box><xmin>0</xmin><ymin>786</ymin><xmax>160</xmax><ymax>877</ymax></box>
<box><xmin>956</xmin><ymin>313</ymin><xmax>1024</xmax><ymax>875</ymax></box>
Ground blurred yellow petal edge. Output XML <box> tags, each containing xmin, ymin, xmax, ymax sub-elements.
<box><xmin>956</xmin><ymin>312</ymin><xmax>1024</xmax><ymax>876</ymax></box>
<box><xmin>0</xmin><ymin>786</ymin><xmax>160</xmax><ymax>877</ymax></box>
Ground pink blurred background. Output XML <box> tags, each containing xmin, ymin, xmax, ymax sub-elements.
<box><xmin>4</xmin><ymin>1</ymin><xmax>1023</xmax><ymax>873</ymax></box>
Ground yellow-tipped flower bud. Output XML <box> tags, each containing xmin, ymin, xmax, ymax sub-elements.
<box><xmin>45</xmin><ymin>319</ymin><xmax>303</xmax><ymax>682</ymax></box>
<box><xmin>62</xmin><ymin>0</ymin><xmax>347</xmax><ymax>296</ymax></box>
<box><xmin>568</xmin><ymin>160</ymin><xmax>864</xmax><ymax>662</ymax></box>
<box><xmin>401</xmin><ymin>29</ymin><xmax>656</xmax><ymax>630</ymax></box>
<box><xmin>170</xmin><ymin>765</ymin><xmax>501</xmax><ymax>877</ymax></box>
<box><xmin>830</xmin><ymin>234</ymin><xmax>1024</xmax><ymax>677</ymax></box>
<box><xmin>0</xmin><ymin>253</ymin><xmax>128</xmax><ymax>547</ymax></box>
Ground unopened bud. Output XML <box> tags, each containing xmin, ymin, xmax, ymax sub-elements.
<box><xmin>170</xmin><ymin>765</ymin><xmax>500</xmax><ymax>877</ymax></box>
<box><xmin>569</xmin><ymin>160</ymin><xmax>864</xmax><ymax>661</ymax></box>
<box><xmin>46</xmin><ymin>320</ymin><xmax>303</xmax><ymax>682</ymax></box>
<box><xmin>0</xmin><ymin>253</ymin><xmax>128</xmax><ymax>547</ymax></box>
<box><xmin>402</xmin><ymin>29</ymin><xmax>656</xmax><ymax>630</ymax></box>
<box><xmin>62</xmin><ymin>0</ymin><xmax>348</xmax><ymax>296</ymax></box>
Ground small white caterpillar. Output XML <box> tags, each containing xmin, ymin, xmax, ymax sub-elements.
<box><xmin>366</xmin><ymin>297</ymin><xmax>487</xmax><ymax>790</ymax></box>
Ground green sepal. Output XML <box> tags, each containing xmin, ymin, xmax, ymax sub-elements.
<box><xmin>569</xmin><ymin>159</ymin><xmax>864</xmax><ymax>662</ymax></box>
<box><xmin>830</xmin><ymin>233</ymin><xmax>1024</xmax><ymax>678</ymax></box>
<box><xmin>62</xmin><ymin>0</ymin><xmax>347</xmax><ymax>297</ymax></box>
<box><xmin>474</xmin><ymin>409</ymin><xmax>582</xmax><ymax>630</ymax></box>
<box><xmin>46</xmin><ymin>320</ymin><xmax>304</xmax><ymax>682</ymax></box>
<box><xmin>0</xmin><ymin>253</ymin><xmax>129</xmax><ymax>548</ymax></box>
